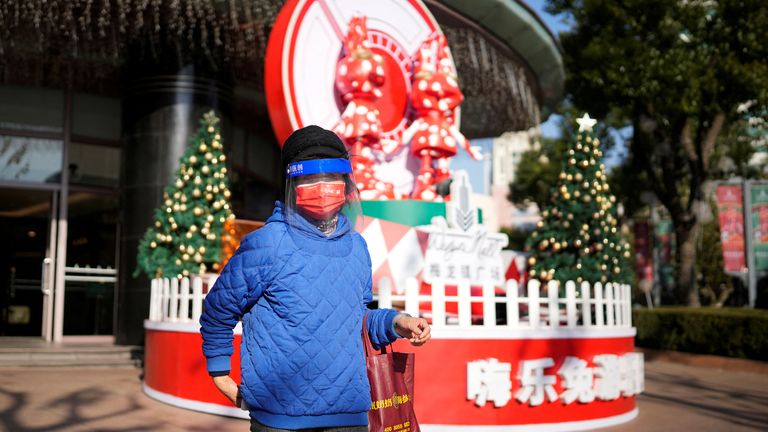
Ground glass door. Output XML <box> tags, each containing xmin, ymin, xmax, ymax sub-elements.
<box><xmin>63</xmin><ymin>191</ymin><xmax>118</xmax><ymax>336</ymax></box>
<box><xmin>0</xmin><ymin>187</ymin><xmax>57</xmax><ymax>337</ymax></box>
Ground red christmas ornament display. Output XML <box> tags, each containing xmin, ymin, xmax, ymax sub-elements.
<box><xmin>333</xmin><ymin>15</ymin><xmax>397</xmax><ymax>200</ymax></box>
<box><xmin>401</xmin><ymin>33</ymin><xmax>481</xmax><ymax>201</ymax></box>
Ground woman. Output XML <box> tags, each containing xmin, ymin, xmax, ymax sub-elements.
<box><xmin>200</xmin><ymin>125</ymin><xmax>431</xmax><ymax>431</ymax></box>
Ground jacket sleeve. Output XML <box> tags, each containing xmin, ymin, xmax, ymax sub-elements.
<box><xmin>360</xmin><ymin>241</ymin><xmax>402</xmax><ymax>349</ymax></box>
<box><xmin>200</xmin><ymin>236</ymin><xmax>267</xmax><ymax>376</ymax></box>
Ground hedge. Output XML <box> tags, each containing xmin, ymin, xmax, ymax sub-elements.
<box><xmin>632</xmin><ymin>307</ymin><xmax>768</xmax><ymax>361</ymax></box>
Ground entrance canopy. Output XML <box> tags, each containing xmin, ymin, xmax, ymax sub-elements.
<box><xmin>0</xmin><ymin>0</ymin><xmax>563</xmax><ymax>138</ymax></box>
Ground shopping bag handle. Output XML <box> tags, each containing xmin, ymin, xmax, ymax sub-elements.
<box><xmin>362</xmin><ymin>312</ymin><xmax>391</xmax><ymax>357</ymax></box>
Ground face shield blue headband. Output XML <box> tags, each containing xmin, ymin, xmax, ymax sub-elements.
<box><xmin>286</xmin><ymin>158</ymin><xmax>355</xmax><ymax>221</ymax></box>
<box><xmin>286</xmin><ymin>158</ymin><xmax>353</xmax><ymax>177</ymax></box>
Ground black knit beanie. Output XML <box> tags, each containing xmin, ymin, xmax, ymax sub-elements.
<box><xmin>281</xmin><ymin>125</ymin><xmax>348</xmax><ymax>168</ymax></box>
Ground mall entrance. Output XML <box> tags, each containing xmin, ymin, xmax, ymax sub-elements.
<box><xmin>0</xmin><ymin>188</ymin><xmax>56</xmax><ymax>337</ymax></box>
<box><xmin>0</xmin><ymin>185</ymin><xmax>118</xmax><ymax>341</ymax></box>
<box><xmin>0</xmin><ymin>84</ymin><xmax>122</xmax><ymax>342</ymax></box>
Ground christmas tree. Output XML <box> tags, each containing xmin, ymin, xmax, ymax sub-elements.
<box><xmin>135</xmin><ymin>111</ymin><xmax>234</xmax><ymax>279</ymax></box>
<box><xmin>525</xmin><ymin>114</ymin><xmax>632</xmax><ymax>286</ymax></box>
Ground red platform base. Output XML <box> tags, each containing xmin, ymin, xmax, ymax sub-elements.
<box><xmin>144</xmin><ymin>321</ymin><xmax>640</xmax><ymax>431</ymax></box>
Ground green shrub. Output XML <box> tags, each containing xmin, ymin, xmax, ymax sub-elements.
<box><xmin>633</xmin><ymin>307</ymin><xmax>768</xmax><ymax>361</ymax></box>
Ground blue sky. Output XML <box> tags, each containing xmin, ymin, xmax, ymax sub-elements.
<box><xmin>527</xmin><ymin>0</ymin><xmax>630</xmax><ymax>170</ymax></box>
<box><xmin>525</xmin><ymin>0</ymin><xmax>571</xmax><ymax>38</ymax></box>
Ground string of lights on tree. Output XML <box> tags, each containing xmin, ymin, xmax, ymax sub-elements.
<box><xmin>135</xmin><ymin>111</ymin><xmax>234</xmax><ymax>279</ymax></box>
<box><xmin>525</xmin><ymin>114</ymin><xmax>632</xmax><ymax>286</ymax></box>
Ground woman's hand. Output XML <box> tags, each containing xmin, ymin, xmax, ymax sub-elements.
<box><xmin>212</xmin><ymin>375</ymin><xmax>240</xmax><ymax>406</ymax></box>
<box><xmin>394</xmin><ymin>314</ymin><xmax>431</xmax><ymax>346</ymax></box>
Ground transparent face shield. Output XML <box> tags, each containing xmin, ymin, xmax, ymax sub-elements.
<box><xmin>284</xmin><ymin>158</ymin><xmax>363</xmax><ymax>232</ymax></box>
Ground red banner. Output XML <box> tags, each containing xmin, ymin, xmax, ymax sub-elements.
<box><xmin>715</xmin><ymin>185</ymin><xmax>746</xmax><ymax>272</ymax></box>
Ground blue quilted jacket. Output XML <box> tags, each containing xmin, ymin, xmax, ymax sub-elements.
<box><xmin>200</xmin><ymin>202</ymin><xmax>400</xmax><ymax>429</ymax></box>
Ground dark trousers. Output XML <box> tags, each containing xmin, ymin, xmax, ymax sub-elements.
<box><xmin>249</xmin><ymin>419</ymin><xmax>368</xmax><ymax>432</ymax></box>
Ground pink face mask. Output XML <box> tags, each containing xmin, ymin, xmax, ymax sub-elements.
<box><xmin>295</xmin><ymin>181</ymin><xmax>346</xmax><ymax>220</ymax></box>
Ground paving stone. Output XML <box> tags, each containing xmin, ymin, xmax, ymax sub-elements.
<box><xmin>0</xmin><ymin>361</ymin><xmax>766</xmax><ymax>431</ymax></box>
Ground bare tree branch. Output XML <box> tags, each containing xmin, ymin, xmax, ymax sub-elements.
<box><xmin>702</xmin><ymin>113</ymin><xmax>725</xmax><ymax>171</ymax></box>
<box><xmin>681</xmin><ymin>121</ymin><xmax>697</xmax><ymax>162</ymax></box>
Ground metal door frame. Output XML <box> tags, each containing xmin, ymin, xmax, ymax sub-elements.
<box><xmin>51</xmin><ymin>92</ymin><xmax>71</xmax><ymax>343</ymax></box>
<box><xmin>41</xmin><ymin>191</ymin><xmax>58</xmax><ymax>341</ymax></box>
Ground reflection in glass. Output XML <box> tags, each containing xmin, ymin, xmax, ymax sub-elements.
<box><xmin>64</xmin><ymin>192</ymin><xmax>118</xmax><ymax>335</ymax></box>
<box><xmin>0</xmin><ymin>85</ymin><xmax>64</xmax><ymax>133</ymax></box>
<box><xmin>0</xmin><ymin>188</ymin><xmax>52</xmax><ymax>336</ymax></box>
<box><xmin>72</xmin><ymin>93</ymin><xmax>121</xmax><ymax>141</ymax></box>
<box><xmin>0</xmin><ymin>136</ymin><xmax>62</xmax><ymax>183</ymax></box>
<box><xmin>69</xmin><ymin>142</ymin><xmax>120</xmax><ymax>187</ymax></box>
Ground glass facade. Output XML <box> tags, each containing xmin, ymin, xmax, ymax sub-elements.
<box><xmin>0</xmin><ymin>73</ymin><xmax>282</xmax><ymax>342</ymax></box>
<box><xmin>68</xmin><ymin>142</ymin><xmax>120</xmax><ymax>188</ymax></box>
<box><xmin>0</xmin><ymin>57</ymin><xmax>294</xmax><ymax>344</ymax></box>
<box><xmin>0</xmin><ymin>187</ymin><xmax>53</xmax><ymax>336</ymax></box>
<box><xmin>0</xmin><ymin>136</ymin><xmax>63</xmax><ymax>183</ymax></box>
<box><xmin>0</xmin><ymin>86</ymin><xmax>64</xmax><ymax>133</ymax></box>
<box><xmin>63</xmin><ymin>192</ymin><xmax>119</xmax><ymax>336</ymax></box>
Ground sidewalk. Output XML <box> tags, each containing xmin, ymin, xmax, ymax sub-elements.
<box><xmin>1</xmin><ymin>360</ymin><xmax>766</xmax><ymax>431</ymax></box>
<box><xmin>601</xmin><ymin>360</ymin><xmax>768</xmax><ymax>432</ymax></box>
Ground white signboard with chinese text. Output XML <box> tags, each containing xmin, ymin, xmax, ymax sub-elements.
<box><xmin>420</xmin><ymin>171</ymin><xmax>509</xmax><ymax>285</ymax></box>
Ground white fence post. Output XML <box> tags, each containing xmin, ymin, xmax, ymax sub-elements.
<box><xmin>149</xmin><ymin>279</ymin><xmax>157</xmax><ymax>320</ymax></box>
<box><xmin>378</xmin><ymin>277</ymin><xmax>392</xmax><ymax>310</ymax></box>
<box><xmin>506</xmin><ymin>280</ymin><xmax>519</xmax><ymax>327</ymax></box>
<box><xmin>565</xmin><ymin>281</ymin><xmax>577</xmax><ymax>328</ymax></box>
<box><xmin>148</xmin><ymin>273</ymin><xmax>635</xmax><ymax>329</ymax></box>
<box><xmin>161</xmin><ymin>278</ymin><xmax>170</xmax><ymax>321</ymax></box>
<box><xmin>594</xmin><ymin>282</ymin><xmax>604</xmax><ymax>328</ymax></box>
<box><xmin>482</xmin><ymin>280</ymin><xmax>496</xmax><ymax>327</ymax></box>
<box><xmin>207</xmin><ymin>274</ymin><xmax>219</xmax><ymax>291</ymax></box>
<box><xmin>405</xmin><ymin>277</ymin><xmax>420</xmax><ymax>318</ymax></box>
<box><xmin>179</xmin><ymin>277</ymin><xmax>190</xmax><ymax>322</ymax></box>
<box><xmin>547</xmin><ymin>280</ymin><xmax>559</xmax><ymax>328</ymax></box>
<box><xmin>432</xmin><ymin>279</ymin><xmax>446</xmax><ymax>327</ymax></box>
<box><xmin>616</xmin><ymin>282</ymin><xmax>624</xmax><ymax>326</ymax></box>
<box><xmin>151</xmin><ymin>279</ymin><xmax>157</xmax><ymax>320</ymax></box>
<box><xmin>169</xmin><ymin>278</ymin><xmax>180</xmax><ymax>321</ymax></box>
<box><xmin>457</xmin><ymin>279</ymin><xmax>471</xmax><ymax>328</ymax></box>
<box><xmin>605</xmin><ymin>283</ymin><xmax>615</xmax><ymax>327</ymax></box>
<box><xmin>192</xmin><ymin>277</ymin><xmax>204</xmax><ymax>322</ymax></box>
<box><xmin>528</xmin><ymin>280</ymin><xmax>540</xmax><ymax>329</ymax></box>
<box><xmin>581</xmin><ymin>281</ymin><xmax>592</xmax><ymax>328</ymax></box>
<box><xmin>625</xmin><ymin>284</ymin><xmax>632</xmax><ymax>327</ymax></box>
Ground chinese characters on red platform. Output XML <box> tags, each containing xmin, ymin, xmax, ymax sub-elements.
<box><xmin>467</xmin><ymin>353</ymin><xmax>644</xmax><ymax>408</ymax></box>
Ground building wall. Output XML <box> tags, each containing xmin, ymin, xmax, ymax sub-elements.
<box><xmin>491</xmin><ymin>127</ymin><xmax>541</xmax><ymax>229</ymax></box>
<box><xmin>0</xmin><ymin>76</ymin><xmax>282</xmax><ymax>344</ymax></box>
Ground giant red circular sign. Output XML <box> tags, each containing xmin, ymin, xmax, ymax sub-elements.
<box><xmin>265</xmin><ymin>0</ymin><xmax>461</xmax><ymax>195</ymax></box>
<box><xmin>265</xmin><ymin>0</ymin><xmax>445</xmax><ymax>145</ymax></box>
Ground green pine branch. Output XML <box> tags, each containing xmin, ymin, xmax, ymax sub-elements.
<box><xmin>135</xmin><ymin>111</ymin><xmax>234</xmax><ymax>279</ymax></box>
<box><xmin>526</xmin><ymin>117</ymin><xmax>632</xmax><ymax>289</ymax></box>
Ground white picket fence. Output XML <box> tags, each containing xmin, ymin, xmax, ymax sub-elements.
<box><xmin>377</xmin><ymin>277</ymin><xmax>632</xmax><ymax>329</ymax></box>
<box><xmin>148</xmin><ymin>275</ymin><xmax>633</xmax><ymax>329</ymax></box>
<box><xmin>148</xmin><ymin>274</ymin><xmax>219</xmax><ymax>323</ymax></box>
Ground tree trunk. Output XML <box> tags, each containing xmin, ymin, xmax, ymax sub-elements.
<box><xmin>674</xmin><ymin>214</ymin><xmax>701</xmax><ymax>306</ymax></box>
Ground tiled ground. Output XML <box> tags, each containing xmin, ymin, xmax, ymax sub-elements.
<box><xmin>0</xmin><ymin>360</ymin><xmax>766</xmax><ymax>431</ymax></box>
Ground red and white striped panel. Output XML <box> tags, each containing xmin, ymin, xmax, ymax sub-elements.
<box><xmin>359</xmin><ymin>217</ymin><xmax>429</xmax><ymax>293</ymax></box>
